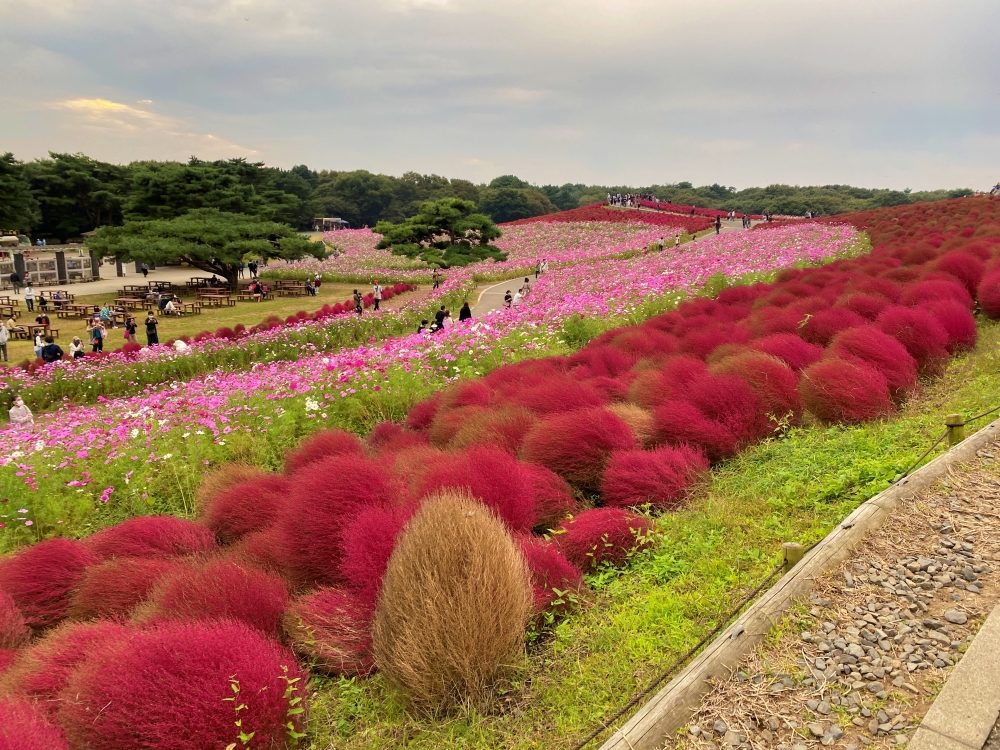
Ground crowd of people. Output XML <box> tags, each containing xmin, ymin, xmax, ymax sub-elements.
<box><xmin>608</xmin><ymin>192</ymin><xmax>658</xmax><ymax>207</ymax></box>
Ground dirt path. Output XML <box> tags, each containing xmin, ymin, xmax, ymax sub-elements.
<box><xmin>676</xmin><ymin>442</ymin><xmax>1000</xmax><ymax>750</ymax></box>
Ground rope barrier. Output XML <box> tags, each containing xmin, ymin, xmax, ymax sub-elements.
<box><xmin>568</xmin><ymin>407</ymin><xmax>1000</xmax><ymax>749</ymax></box>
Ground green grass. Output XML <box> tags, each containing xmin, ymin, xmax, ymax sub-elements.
<box><xmin>302</xmin><ymin>319</ymin><xmax>1000</xmax><ymax>750</ymax></box>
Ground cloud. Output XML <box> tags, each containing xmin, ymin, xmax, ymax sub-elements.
<box><xmin>51</xmin><ymin>98</ymin><xmax>256</xmax><ymax>160</ymax></box>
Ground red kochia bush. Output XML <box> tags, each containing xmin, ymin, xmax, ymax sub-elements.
<box><xmin>553</xmin><ymin>508</ymin><xmax>652</xmax><ymax>572</ymax></box>
<box><xmin>800</xmin><ymin>307</ymin><xmax>867</xmax><ymax>346</ymax></box>
<box><xmin>900</xmin><ymin>279</ymin><xmax>974</xmax><ymax>309</ymax></box>
<box><xmin>276</xmin><ymin>454</ymin><xmax>406</xmax><ymax>587</ymax></box>
<box><xmin>837</xmin><ymin>293</ymin><xmax>890</xmax><ymax>321</ymax></box>
<box><xmin>600</xmin><ymin>446</ymin><xmax>709</xmax><ymax>510</ymax></box>
<box><xmin>876</xmin><ymin>306</ymin><xmax>951</xmax><ymax>376</ymax></box>
<box><xmin>750</xmin><ymin>333</ymin><xmax>823</xmax><ymax>373</ymax></box>
<box><xmin>934</xmin><ymin>252</ymin><xmax>985</xmax><ymax>295</ymax></box>
<box><xmin>67</xmin><ymin>557</ymin><xmax>182</xmax><ymax>621</ymax></box>
<box><xmin>800</xmin><ymin>358</ymin><xmax>895</xmax><ymax>424</ymax></box>
<box><xmin>201</xmin><ymin>475</ymin><xmax>291</xmax><ymax>543</ymax></box>
<box><xmin>977</xmin><ymin>269</ymin><xmax>1000</xmax><ymax>319</ymax></box>
<box><xmin>516</xmin><ymin>536</ymin><xmax>583</xmax><ymax>615</ymax></box>
<box><xmin>283</xmin><ymin>588</ymin><xmax>374</xmax><ymax>677</ymax></box>
<box><xmin>404</xmin><ymin>392</ymin><xmax>443</xmax><ymax>431</ymax></box>
<box><xmin>339</xmin><ymin>503</ymin><xmax>417</xmax><ymax>611</ymax></box>
<box><xmin>0</xmin><ymin>699</ymin><xmax>69</xmax><ymax>750</ymax></box>
<box><xmin>508</xmin><ymin>377</ymin><xmax>606</xmax><ymax>416</ymax></box>
<box><xmin>926</xmin><ymin>299</ymin><xmax>978</xmax><ymax>353</ymax></box>
<box><xmin>652</xmin><ymin>400</ymin><xmax>737</xmax><ymax>463</ymax></box>
<box><xmin>139</xmin><ymin>559</ymin><xmax>290</xmax><ymax>638</ymax></box>
<box><xmin>678</xmin><ymin>323</ymin><xmax>753</xmax><ymax>359</ymax></box>
<box><xmin>0</xmin><ymin>590</ymin><xmax>29</xmax><ymax>650</ymax></box>
<box><xmin>84</xmin><ymin>515</ymin><xmax>218</xmax><ymax>561</ymax></box>
<box><xmin>828</xmin><ymin>326</ymin><xmax>919</xmax><ymax>402</ymax></box>
<box><xmin>567</xmin><ymin>345</ymin><xmax>635</xmax><ymax>378</ymax></box>
<box><xmin>58</xmin><ymin>620</ymin><xmax>306</xmax><ymax>750</ymax></box>
<box><xmin>682</xmin><ymin>372</ymin><xmax>771</xmax><ymax>445</ymax></box>
<box><xmin>524</xmin><ymin>464</ymin><xmax>578</xmax><ymax>531</ymax></box>
<box><xmin>284</xmin><ymin>428</ymin><xmax>365</xmax><ymax>474</ymax></box>
<box><xmin>710</xmin><ymin>352</ymin><xmax>803</xmax><ymax>424</ymax></box>
<box><xmin>414</xmin><ymin>446</ymin><xmax>538</xmax><ymax>532</ymax></box>
<box><xmin>0</xmin><ymin>538</ymin><xmax>98</xmax><ymax>630</ymax></box>
<box><xmin>521</xmin><ymin>408</ymin><xmax>638</xmax><ymax>489</ymax></box>
<box><xmin>0</xmin><ymin>621</ymin><xmax>131</xmax><ymax>709</ymax></box>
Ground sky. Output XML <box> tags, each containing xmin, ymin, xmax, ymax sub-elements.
<box><xmin>1</xmin><ymin>0</ymin><xmax>998</xmax><ymax>191</ymax></box>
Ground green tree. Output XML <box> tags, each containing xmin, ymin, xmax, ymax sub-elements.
<box><xmin>489</xmin><ymin>175</ymin><xmax>531</xmax><ymax>189</ymax></box>
<box><xmin>0</xmin><ymin>153</ymin><xmax>40</xmax><ymax>232</ymax></box>
<box><xmin>374</xmin><ymin>198</ymin><xmax>504</xmax><ymax>267</ymax></box>
<box><xmin>87</xmin><ymin>208</ymin><xmax>324</xmax><ymax>287</ymax></box>
<box><xmin>25</xmin><ymin>153</ymin><xmax>126</xmax><ymax>241</ymax></box>
<box><xmin>123</xmin><ymin>158</ymin><xmax>298</xmax><ymax>222</ymax></box>
<box><xmin>478</xmin><ymin>187</ymin><xmax>555</xmax><ymax>223</ymax></box>
<box><xmin>311</xmin><ymin>170</ymin><xmax>397</xmax><ymax>227</ymax></box>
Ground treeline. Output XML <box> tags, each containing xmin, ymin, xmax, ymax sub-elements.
<box><xmin>0</xmin><ymin>151</ymin><xmax>974</xmax><ymax>240</ymax></box>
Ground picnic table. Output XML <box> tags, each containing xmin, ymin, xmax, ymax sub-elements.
<box><xmin>56</xmin><ymin>304</ymin><xmax>93</xmax><ymax>319</ymax></box>
<box><xmin>114</xmin><ymin>297</ymin><xmax>145</xmax><ymax>311</ymax></box>
<box><xmin>276</xmin><ymin>285</ymin><xmax>307</xmax><ymax>297</ymax></box>
<box><xmin>26</xmin><ymin>324</ymin><xmax>59</xmax><ymax>339</ymax></box>
<box><xmin>198</xmin><ymin>294</ymin><xmax>235</xmax><ymax>308</ymax></box>
<box><xmin>178</xmin><ymin>302</ymin><xmax>202</xmax><ymax>315</ymax></box>
<box><xmin>121</xmin><ymin>285</ymin><xmax>149</xmax><ymax>295</ymax></box>
<box><xmin>0</xmin><ymin>296</ymin><xmax>20</xmax><ymax>307</ymax></box>
<box><xmin>0</xmin><ymin>304</ymin><xmax>17</xmax><ymax>319</ymax></box>
<box><xmin>39</xmin><ymin>290</ymin><xmax>75</xmax><ymax>302</ymax></box>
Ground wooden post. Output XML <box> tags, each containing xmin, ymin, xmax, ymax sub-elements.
<box><xmin>946</xmin><ymin>414</ymin><xmax>966</xmax><ymax>447</ymax></box>
<box><xmin>782</xmin><ymin>542</ymin><xmax>804</xmax><ymax>574</ymax></box>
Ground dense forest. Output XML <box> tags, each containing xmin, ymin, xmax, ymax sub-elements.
<box><xmin>0</xmin><ymin>152</ymin><xmax>974</xmax><ymax>240</ymax></box>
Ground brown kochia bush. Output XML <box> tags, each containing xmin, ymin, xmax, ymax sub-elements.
<box><xmin>372</xmin><ymin>491</ymin><xmax>532</xmax><ymax>712</ymax></box>
<box><xmin>193</xmin><ymin>462</ymin><xmax>266</xmax><ymax>516</ymax></box>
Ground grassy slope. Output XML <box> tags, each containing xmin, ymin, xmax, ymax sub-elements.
<box><xmin>305</xmin><ymin>319</ymin><xmax>1000</xmax><ymax>749</ymax></box>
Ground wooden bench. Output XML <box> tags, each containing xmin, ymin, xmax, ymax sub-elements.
<box><xmin>178</xmin><ymin>302</ymin><xmax>202</xmax><ymax>315</ymax></box>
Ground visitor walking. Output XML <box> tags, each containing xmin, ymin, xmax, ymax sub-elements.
<box><xmin>353</xmin><ymin>289</ymin><xmax>363</xmax><ymax>316</ymax></box>
<box><xmin>24</xmin><ymin>285</ymin><xmax>34</xmax><ymax>312</ymax></box>
<box><xmin>9</xmin><ymin>395</ymin><xmax>33</xmax><ymax>427</ymax></box>
<box><xmin>125</xmin><ymin>317</ymin><xmax>138</xmax><ymax>344</ymax></box>
<box><xmin>432</xmin><ymin>269</ymin><xmax>440</xmax><ymax>289</ymax></box>
<box><xmin>144</xmin><ymin>312</ymin><xmax>159</xmax><ymax>346</ymax></box>
<box><xmin>373</xmin><ymin>280</ymin><xmax>383</xmax><ymax>310</ymax></box>
<box><xmin>535</xmin><ymin>260</ymin><xmax>541</xmax><ymax>279</ymax></box>
<box><xmin>658</xmin><ymin>237</ymin><xmax>665</xmax><ymax>252</ymax></box>
<box><xmin>91</xmin><ymin>321</ymin><xmax>105</xmax><ymax>352</ymax></box>
<box><xmin>40</xmin><ymin>336</ymin><xmax>63</xmax><ymax>364</ymax></box>
<box><xmin>9</xmin><ymin>272</ymin><xmax>20</xmax><ymax>294</ymax></box>
<box><xmin>69</xmin><ymin>337</ymin><xmax>85</xmax><ymax>359</ymax></box>
<box><xmin>141</xmin><ymin>262</ymin><xmax>149</xmax><ymax>278</ymax></box>
<box><xmin>459</xmin><ymin>301</ymin><xmax>472</xmax><ymax>321</ymax></box>
<box><xmin>313</xmin><ymin>274</ymin><xmax>322</xmax><ymax>292</ymax></box>
<box><xmin>715</xmin><ymin>216</ymin><xmax>722</xmax><ymax>235</ymax></box>
<box><xmin>0</xmin><ymin>323</ymin><xmax>8</xmax><ymax>362</ymax></box>
<box><xmin>248</xmin><ymin>260</ymin><xmax>258</xmax><ymax>277</ymax></box>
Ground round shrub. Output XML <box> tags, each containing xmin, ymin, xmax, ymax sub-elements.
<box><xmin>84</xmin><ymin>516</ymin><xmax>218</xmax><ymax>561</ymax></box>
<box><xmin>934</xmin><ymin>252</ymin><xmax>985</xmax><ymax>295</ymax></box>
<box><xmin>606</xmin><ymin>402</ymin><xmax>657</xmax><ymax>447</ymax></box>
<box><xmin>0</xmin><ymin>698</ymin><xmax>68</xmax><ymax>750</ymax></box>
<box><xmin>710</xmin><ymin>352</ymin><xmax>803</xmax><ymax>425</ymax></box>
<box><xmin>449</xmin><ymin>405</ymin><xmax>539</xmax><ymax>454</ymax></box>
<box><xmin>926</xmin><ymin>299</ymin><xmax>978</xmax><ymax>353</ymax></box>
<box><xmin>0</xmin><ymin>650</ymin><xmax>15</xmax><ymax>676</ymax></box>
<box><xmin>340</xmin><ymin>503</ymin><xmax>418</xmax><ymax>611</ymax></box>
<box><xmin>750</xmin><ymin>333</ymin><xmax>823</xmax><ymax>372</ymax></box>
<box><xmin>588</xmin><ymin>374</ymin><xmax>631</xmax><ymax>402</ymax></box>
<box><xmin>847</xmin><ymin>276</ymin><xmax>902</xmax><ymax>302</ymax></box>
<box><xmin>520</xmin><ymin>408</ymin><xmax>639</xmax><ymax>489</ymax></box>
<box><xmin>600</xmin><ymin>446</ymin><xmax>709</xmax><ymax>510</ymax></box>
<box><xmin>428</xmin><ymin>405</ymin><xmax>487</xmax><ymax>447</ymax></box>
<box><xmin>137</xmin><ymin>559</ymin><xmax>290</xmax><ymax>638</ymax></box>
<box><xmin>67</xmin><ymin>557</ymin><xmax>182</xmax><ymax>621</ymax></box>
<box><xmin>414</xmin><ymin>446</ymin><xmax>538</xmax><ymax>533</ymax></box>
<box><xmin>828</xmin><ymin>326</ymin><xmax>919</xmax><ymax>402</ymax></box>
<box><xmin>367</xmin><ymin>420</ymin><xmax>404</xmax><ymax>448</ymax></box>
<box><xmin>977</xmin><ymin>269</ymin><xmax>1000</xmax><ymax>318</ymax></box>
<box><xmin>516</xmin><ymin>535</ymin><xmax>583</xmax><ymax>616</ymax></box>
<box><xmin>876</xmin><ymin>306</ymin><xmax>951</xmax><ymax>376</ymax></box>
<box><xmin>404</xmin><ymin>392</ymin><xmax>443</xmax><ymax>431</ymax></box>
<box><xmin>567</xmin><ymin>345</ymin><xmax>635</xmax><ymax>378</ymax></box>
<box><xmin>800</xmin><ymin>307</ymin><xmax>867</xmax><ymax>346</ymax></box>
<box><xmin>0</xmin><ymin>621</ymin><xmax>131</xmax><ymax>709</ymax></box>
<box><xmin>276</xmin><ymin>454</ymin><xmax>406</xmax><ymax>587</ymax></box>
<box><xmin>837</xmin><ymin>293</ymin><xmax>889</xmax><ymax>321</ymax></box>
<box><xmin>606</xmin><ymin>326</ymin><xmax>678</xmax><ymax>358</ymax></box>
<box><xmin>372</xmin><ymin>492</ymin><xmax>532</xmax><ymax>711</ymax></box>
<box><xmin>58</xmin><ymin>620</ymin><xmax>307</xmax><ymax>750</ymax></box>
<box><xmin>800</xmin><ymin>358</ymin><xmax>895</xmax><ymax>424</ymax></box>
<box><xmin>678</xmin><ymin>323</ymin><xmax>753</xmax><ymax>360</ymax></box>
<box><xmin>652</xmin><ymin>400</ymin><xmax>737</xmax><ymax>463</ymax></box>
<box><xmin>660</xmin><ymin>355</ymin><xmax>709</xmax><ymax>392</ymax></box>
<box><xmin>0</xmin><ymin>538</ymin><xmax>99</xmax><ymax>630</ymax></box>
<box><xmin>683</xmin><ymin>372</ymin><xmax>771</xmax><ymax>445</ymax></box>
<box><xmin>0</xmin><ymin>590</ymin><xmax>29</xmax><ymax>650</ymax></box>
<box><xmin>283</xmin><ymin>428</ymin><xmax>365</xmax><ymax>474</ymax></box>
<box><xmin>440</xmin><ymin>380</ymin><xmax>492</xmax><ymax>409</ymax></box>
<box><xmin>508</xmin><ymin>377</ymin><xmax>606</xmax><ymax>416</ymax></box>
<box><xmin>900</xmin><ymin>279</ymin><xmax>974</xmax><ymax>309</ymax></box>
<box><xmin>628</xmin><ymin>370</ymin><xmax>671</xmax><ymax>410</ymax></box>
<box><xmin>194</xmin><ymin>462</ymin><xmax>267</xmax><ymax>516</ymax></box>
<box><xmin>523</xmin><ymin>464</ymin><xmax>578</xmax><ymax>532</ymax></box>
<box><xmin>201</xmin><ymin>474</ymin><xmax>291</xmax><ymax>544</ymax></box>
<box><xmin>224</xmin><ymin>527</ymin><xmax>286</xmax><ymax>573</ymax></box>
<box><xmin>553</xmin><ymin>508</ymin><xmax>653</xmax><ymax>572</ymax></box>
<box><xmin>283</xmin><ymin>588</ymin><xmax>374</xmax><ymax>677</ymax></box>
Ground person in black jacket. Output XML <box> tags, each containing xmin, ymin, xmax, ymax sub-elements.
<box><xmin>459</xmin><ymin>302</ymin><xmax>472</xmax><ymax>321</ymax></box>
<box><xmin>40</xmin><ymin>336</ymin><xmax>63</xmax><ymax>363</ymax></box>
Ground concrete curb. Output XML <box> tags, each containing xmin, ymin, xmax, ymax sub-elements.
<box><xmin>908</xmin><ymin>602</ymin><xmax>1000</xmax><ymax>750</ymax></box>
<box><xmin>598</xmin><ymin>418</ymin><xmax>1000</xmax><ymax>750</ymax></box>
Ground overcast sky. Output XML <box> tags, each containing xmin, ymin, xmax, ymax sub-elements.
<box><xmin>1</xmin><ymin>0</ymin><xmax>997</xmax><ymax>190</ymax></box>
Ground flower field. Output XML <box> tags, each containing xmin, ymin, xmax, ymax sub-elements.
<box><xmin>3</xmin><ymin>197</ymin><xmax>1000</xmax><ymax>749</ymax></box>
<box><xmin>506</xmin><ymin>202</ymin><xmax>715</xmax><ymax>234</ymax></box>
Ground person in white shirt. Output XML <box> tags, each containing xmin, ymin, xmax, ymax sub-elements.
<box><xmin>69</xmin><ymin>337</ymin><xmax>85</xmax><ymax>359</ymax></box>
<box><xmin>8</xmin><ymin>395</ymin><xmax>33</xmax><ymax>426</ymax></box>
<box><xmin>512</xmin><ymin>290</ymin><xmax>523</xmax><ymax>306</ymax></box>
<box><xmin>0</xmin><ymin>323</ymin><xmax>7</xmax><ymax>362</ymax></box>
<box><xmin>24</xmin><ymin>285</ymin><xmax>35</xmax><ymax>312</ymax></box>
<box><xmin>372</xmin><ymin>280</ymin><xmax>383</xmax><ymax>311</ymax></box>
